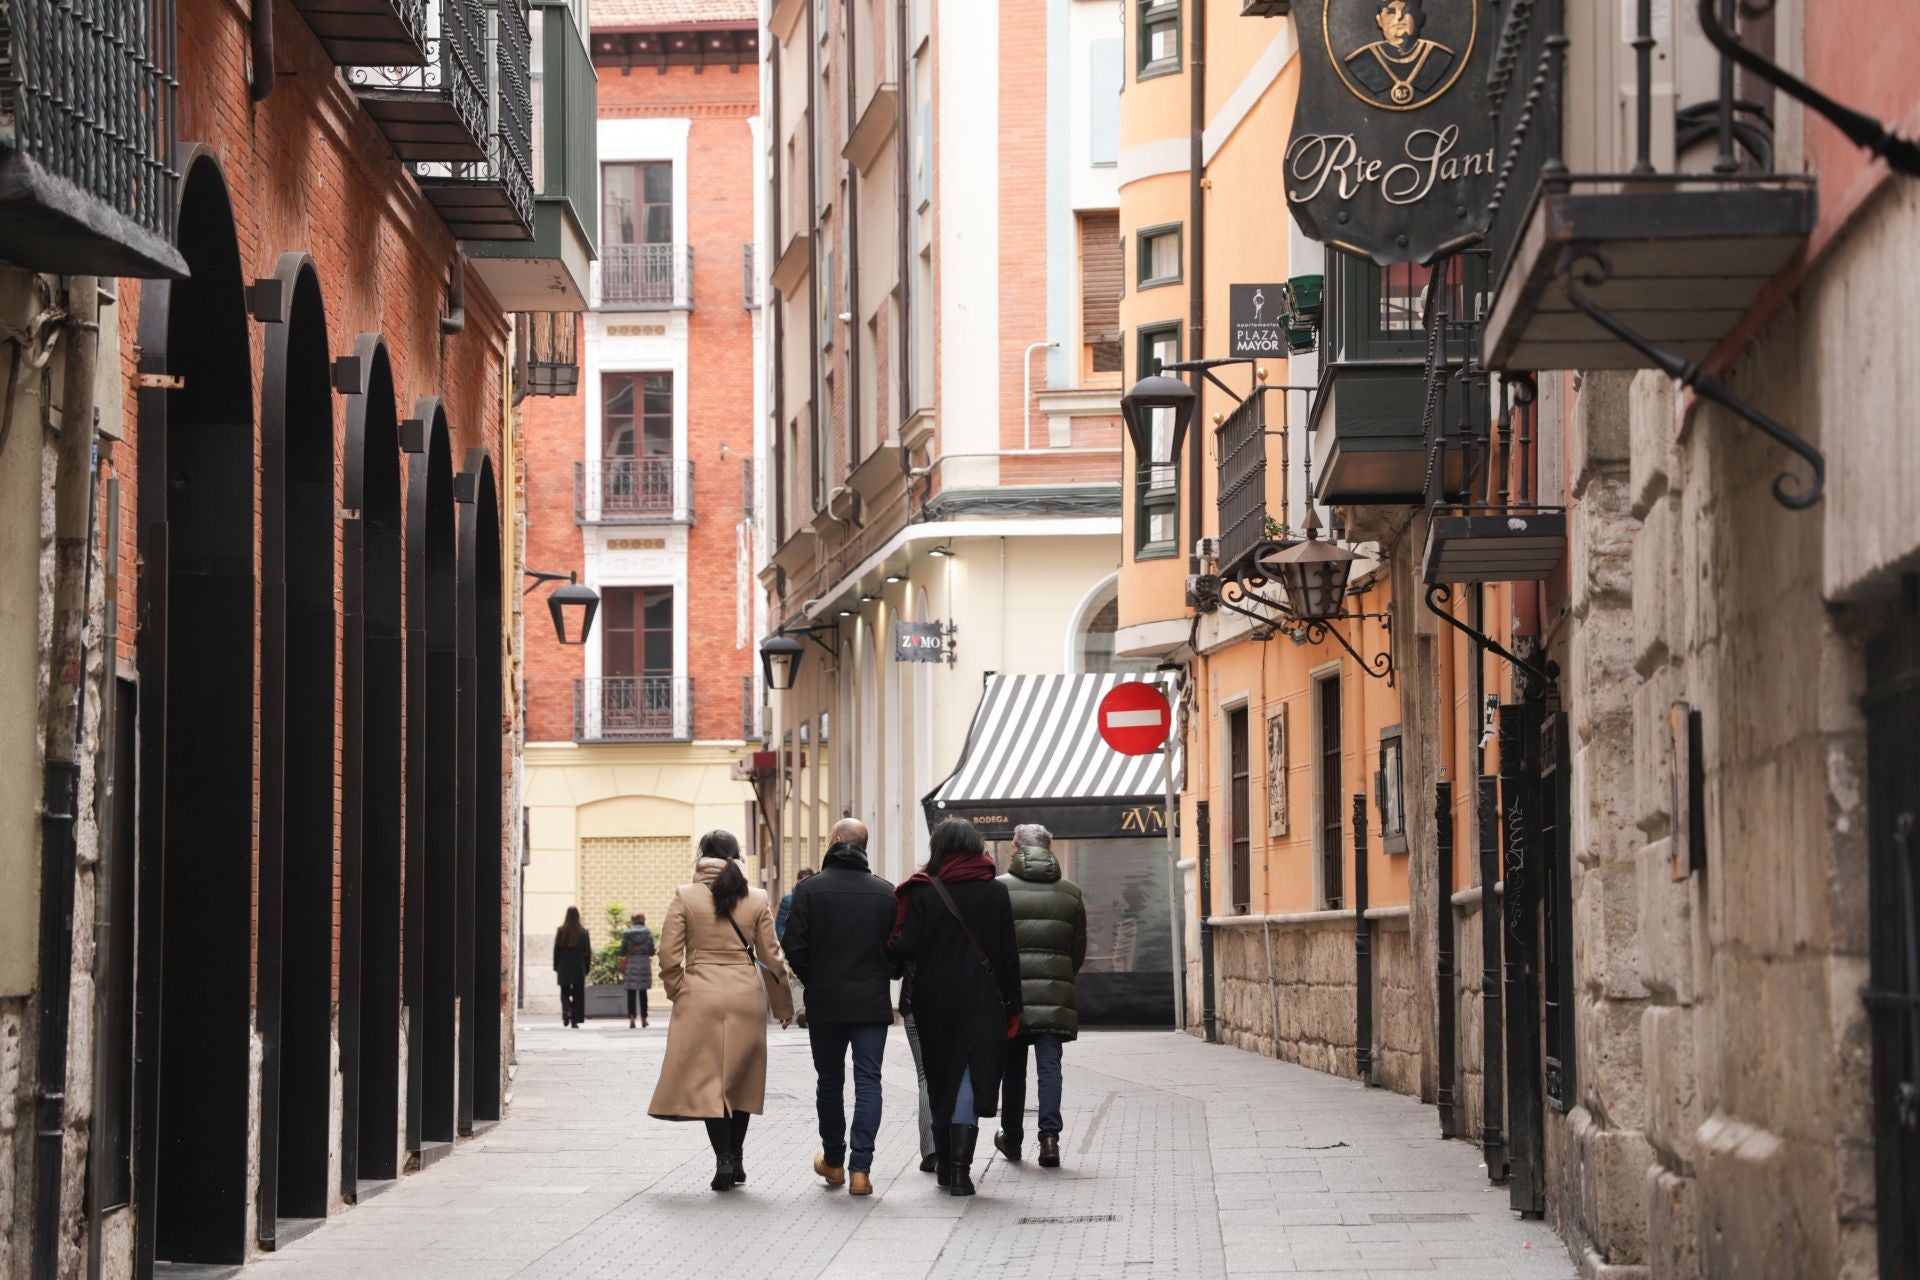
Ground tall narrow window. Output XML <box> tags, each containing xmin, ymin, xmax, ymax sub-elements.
<box><xmin>1133</xmin><ymin>323</ymin><xmax>1181</xmax><ymax>559</ymax></box>
<box><xmin>602</xmin><ymin>161</ymin><xmax>674</xmax><ymax>303</ymax></box>
<box><xmin>1229</xmin><ymin>706</ymin><xmax>1252</xmax><ymax>914</ymax></box>
<box><xmin>601</xmin><ymin>373</ymin><xmax>674</xmax><ymax>519</ymax></box>
<box><xmin>1079</xmin><ymin>212</ymin><xmax>1124</xmax><ymax>382</ymax></box>
<box><xmin>602</xmin><ymin>161</ymin><xmax>672</xmax><ymax>247</ymax></box>
<box><xmin>599</xmin><ymin>587</ymin><xmax>676</xmax><ymax>740</ymax></box>
<box><xmin>1318</xmin><ymin>676</ymin><xmax>1344</xmax><ymax>908</ymax></box>
<box><xmin>1137</xmin><ymin>0</ymin><xmax>1180</xmax><ymax>78</ymax></box>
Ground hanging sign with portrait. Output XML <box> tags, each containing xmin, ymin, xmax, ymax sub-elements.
<box><xmin>1285</xmin><ymin>0</ymin><xmax>1496</xmax><ymax>265</ymax></box>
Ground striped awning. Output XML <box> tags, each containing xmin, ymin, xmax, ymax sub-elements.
<box><xmin>923</xmin><ymin>673</ymin><xmax>1178</xmax><ymax>841</ymax></box>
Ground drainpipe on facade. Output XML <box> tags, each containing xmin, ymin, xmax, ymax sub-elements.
<box><xmin>33</xmin><ymin>276</ymin><xmax>99</xmax><ymax>1280</ymax></box>
<box><xmin>250</xmin><ymin>0</ymin><xmax>275</xmax><ymax>101</ymax></box>
<box><xmin>895</xmin><ymin>0</ymin><xmax>913</xmax><ymax>475</ymax></box>
<box><xmin>1178</xmin><ymin>0</ymin><xmax>1208</xmax><ymax>1040</ymax></box>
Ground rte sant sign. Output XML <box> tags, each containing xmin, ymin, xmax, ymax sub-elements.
<box><xmin>1285</xmin><ymin>0</ymin><xmax>1496</xmax><ymax>265</ymax></box>
<box><xmin>1098</xmin><ymin>681</ymin><xmax>1172</xmax><ymax>757</ymax></box>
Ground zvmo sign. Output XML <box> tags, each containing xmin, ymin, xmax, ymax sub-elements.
<box><xmin>1284</xmin><ymin>0</ymin><xmax>1495</xmax><ymax>264</ymax></box>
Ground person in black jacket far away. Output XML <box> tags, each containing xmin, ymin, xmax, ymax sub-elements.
<box><xmin>553</xmin><ymin>906</ymin><xmax>593</xmax><ymax>1027</ymax></box>
<box><xmin>888</xmin><ymin>819</ymin><xmax>1023</xmax><ymax>1197</ymax></box>
<box><xmin>784</xmin><ymin>818</ymin><xmax>897</xmax><ymax>1197</ymax></box>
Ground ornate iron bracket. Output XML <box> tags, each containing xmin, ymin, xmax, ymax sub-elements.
<box><xmin>1424</xmin><ymin>583</ymin><xmax>1558</xmax><ymax>692</ymax></box>
<box><xmin>1699</xmin><ymin>0</ymin><xmax>1920</xmax><ymax>177</ymax></box>
<box><xmin>1556</xmin><ymin>247</ymin><xmax>1825</xmax><ymax>510</ymax></box>
<box><xmin>1219</xmin><ymin>565</ymin><xmax>1396</xmax><ymax>684</ymax></box>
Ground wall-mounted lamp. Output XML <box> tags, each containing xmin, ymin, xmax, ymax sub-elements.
<box><xmin>523</xmin><ymin>569</ymin><xmax>599</xmax><ymax>645</ymax></box>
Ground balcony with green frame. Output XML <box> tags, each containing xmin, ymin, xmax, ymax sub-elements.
<box><xmin>1309</xmin><ymin>251</ymin><xmax>1484</xmax><ymax>507</ymax></box>
<box><xmin>466</xmin><ymin>0</ymin><xmax>599</xmax><ymax>311</ymax></box>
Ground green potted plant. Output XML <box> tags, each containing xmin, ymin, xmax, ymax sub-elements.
<box><xmin>584</xmin><ymin>903</ymin><xmax>632</xmax><ymax>1020</ymax></box>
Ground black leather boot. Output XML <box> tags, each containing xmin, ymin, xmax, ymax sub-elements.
<box><xmin>705</xmin><ymin>1121</ymin><xmax>735</xmax><ymax>1191</ymax></box>
<box><xmin>949</xmin><ymin>1125</ymin><xmax>979</xmax><ymax>1197</ymax></box>
<box><xmin>932</xmin><ymin>1126</ymin><xmax>952</xmax><ymax>1188</ymax></box>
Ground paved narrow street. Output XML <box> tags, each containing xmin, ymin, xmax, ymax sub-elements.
<box><xmin>244</xmin><ymin>1019</ymin><xmax>1574</xmax><ymax>1279</ymax></box>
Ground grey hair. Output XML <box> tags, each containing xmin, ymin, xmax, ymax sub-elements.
<box><xmin>1012</xmin><ymin>823</ymin><xmax>1052</xmax><ymax>849</ymax></box>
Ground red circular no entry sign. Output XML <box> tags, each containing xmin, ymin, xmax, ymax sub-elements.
<box><xmin>1098</xmin><ymin>681</ymin><xmax>1172</xmax><ymax>756</ymax></box>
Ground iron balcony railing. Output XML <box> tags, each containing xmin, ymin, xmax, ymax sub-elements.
<box><xmin>599</xmin><ymin>242</ymin><xmax>693</xmax><ymax>307</ymax></box>
<box><xmin>1214</xmin><ymin>393</ymin><xmax>1267</xmax><ymax>576</ymax></box>
<box><xmin>351</xmin><ymin>0</ymin><xmax>490</xmax><ymax>160</ymax></box>
<box><xmin>1484</xmin><ymin>0</ymin><xmax>1778</xmax><ymax>292</ymax></box>
<box><xmin>575</xmin><ymin>676</ymin><xmax>694</xmax><ymax>743</ymax></box>
<box><xmin>741</xmin><ymin>243</ymin><xmax>758</xmax><ymax>308</ymax></box>
<box><xmin>0</xmin><ymin>0</ymin><xmax>185</xmax><ymax>276</ymax></box>
<box><xmin>574</xmin><ymin>457</ymin><xmax>694</xmax><ymax>524</ymax></box>
<box><xmin>408</xmin><ymin>0</ymin><xmax>534</xmax><ymax>238</ymax></box>
<box><xmin>740</xmin><ymin>675</ymin><xmax>757</xmax><ymax>741</ymax></box>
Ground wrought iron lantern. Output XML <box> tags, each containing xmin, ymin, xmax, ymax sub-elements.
<box><xmin>518</xmin><ymin>311</ymin><xmax>582</xmax><ymax>398</ymax></box>
<box><xmin>525</xmin><ymin>569</ymin><xmax>598</xmax><ymax>645</ymax></box>
<box><xmin>1120</xmin><ymin>373</ymin><xmax>1197</xmax><ymax>466</ymax></box>
<box><xmin>1259</xmin><ymin>508</ymin><xmax>1359</xmax><ymax>622</ymax></box>
<box><xmin>759</xmin><ymin>633</ymin><xmax>805</xmax><ymax>692</ymax></box>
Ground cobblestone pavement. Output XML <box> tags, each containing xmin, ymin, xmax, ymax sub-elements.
<box><xmin>244</xmin><ymin>1017</ymin><xmax>1576</xmax><ymax>1279</ymax></box>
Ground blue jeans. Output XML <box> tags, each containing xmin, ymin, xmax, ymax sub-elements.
<box><xmin>1000</xmin><ymin>1034</ymin><xmax>1064</xmax><ymax>1140</ymax></box>
<box><xmin>952</xmin><ymin>1065</ymin><xmax>978</xmax><ymax>1128</ymax></box>
<box><xmin>809</xmin><ymin>1022</ymin><xmax>887</xmax><ymax>1172</ymax></box>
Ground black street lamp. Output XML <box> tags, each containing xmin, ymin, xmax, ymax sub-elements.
<box><xmin>524</xmin><ymin>569</ymin><xmax>599</xmax><ymax>646</ymax></box>
<box><xmin>1119</xmin><ymin>372</ymin><xmax>1197</xmax><ymax>466</ymax></box>
<box><xmin>759</xmin><ymin>632</ymin><xmax>805</xmax><ymax>692</ymax></box>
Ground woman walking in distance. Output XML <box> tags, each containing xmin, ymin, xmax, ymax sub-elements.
<box><xmin>620</xmin><ymin>912</ymin><xmax>657</xmax><ymax>1028</ymax></box>
<box><xmin>650</xmin><ymin>831</ymin><xmax>794</xmax><ymax>1190</ymax></box>
<box><xmin>888</xmin><ymin>819</ymin><xmax>1023</xmax><ymax>1196</ymax></box>
<box><xmin>552</xmin><ymin>906</ymin><xmax>592</xmax><ymax>1028</ymax></box>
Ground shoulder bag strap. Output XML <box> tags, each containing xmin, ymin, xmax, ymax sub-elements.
<box><xmin>724</xmin><ymin>909</ymin><xmax>785</xmax><ymax>979</ymax></box>
<box><xmin>926</xmin><ymin>877</ymin><xmax>1007</xmax><ymax>1011</ymax></box>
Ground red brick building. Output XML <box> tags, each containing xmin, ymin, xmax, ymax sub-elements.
<box><xmin>0</xmin><ymin>0</ymin><xmax>594</xmax><ymax>1269</ymax></box>
<box><xmin>519</xmin><ymin>0</ymin><xmax>763</xmax><ymax>1009</ymax></box>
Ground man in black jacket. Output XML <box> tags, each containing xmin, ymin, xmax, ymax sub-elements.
<box><xmin>784</xmin><ymin>817</ymin><xmax>896</xmax><ymax>1196</ymax></box>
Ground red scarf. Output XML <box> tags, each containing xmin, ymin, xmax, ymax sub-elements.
<box><xmin>889</xmin><ymin>851</ymin><xmax>997</xmax><ymax>947</ymax></box>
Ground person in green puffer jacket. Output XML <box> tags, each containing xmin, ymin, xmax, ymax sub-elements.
<box><xmin>993</xmin><ymin>824</ymin><xmax>1087</xmax><ymax>1169</ymax></box>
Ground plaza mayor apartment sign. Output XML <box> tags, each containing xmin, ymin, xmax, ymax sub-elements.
<box><xmin>1285</xmin><ymin>0</ymin><xmax>1495</xmax><ymax>265</ymax></box>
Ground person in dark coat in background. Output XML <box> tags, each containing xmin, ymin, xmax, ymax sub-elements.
<box><xmin>553</xmin><ymin>906</ymin><xmax>593</xmax><ymax>1028</ymax></box>
<box><xmin>992</xmin><ymin>824</ymin><xmax>1087</xmax><ymax>1169</ymax></box>
<box><xmin>784</xmin><ymin>818</ymin><xmax>896</xmax><ymax>1196</ymax></box>
<box><xmin>776</xmin><ymin>866</ymin><xmax>815</xmax><ymax>941</ymax></box>
<box><xmin>779</xmin><ymin>866</ymin><xmax>816</xmax><ymax>1028</ymax></box>
<box><xmin>620</xmin><ymin>912</ymin><xmax>657</xmax><ymax>1028</ymax></box>
<box><xmin>888</xmin><ymin>819</ymin><xmax>1022</xmax><ymax>1197</ymax></box>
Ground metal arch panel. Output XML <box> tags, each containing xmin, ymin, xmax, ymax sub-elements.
<box><xmin>404</xmin><ymin>398</ymin><xmax>460</xmax><ymax>1150</ymax></box>
<box><xmin>255</xmin><ymin>254</ymin><xmax>337</xmax><ymax>1240</ymax></box>
<box><xmin>464</xmin><ymin>456</ymin><xmax>506</xmax><ymax>1122</ymax></box>
<box><xmin>453</xmin><ymin>449</ymin><xmax>480</xmax><ymax>1135</ymax></box>
<box><xmin>340</xmin><ymin>333</ymin><xmax>405</xmax><ymax>1190</ymax></box>
<box><xmin>132</xmin><ymin>145</ymin><xmax>256</xmax><ymax>1275</ymax></box>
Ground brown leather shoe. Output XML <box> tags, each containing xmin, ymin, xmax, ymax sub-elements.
<box><xmin>1038</xmin><ymin>1135</ymin><xmax>1061</xmax><ymax>1168</ymax></box>
<box><xmin>813</xmin><ymin>1152</ymin><xmax>846</xmax><ymax>1187</ymax></box>
<box><xmin>848</xmin><ymin>1171</ymin><xmax>872</xmax><ymax>1196</ymax></box>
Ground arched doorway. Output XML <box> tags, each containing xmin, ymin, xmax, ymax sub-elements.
<box><xmin>340</xmin><ymin>335</ymin><xmax>404</xmax><ymax>1195</ymax></box>
<box><xmin>256</xmin><ymin>253</ymin><xmax>338</xmax><ymax>1240</ymax></box>
<box><xmin>133</xmin><ymin>149</ymin><xmax>255</xmax><ymax>1269</ymax></box>
<box><xmin>458</xmin><ymin>451</ymin><xmax>505</xmax><ymax>1128</ymax></box>
<box><xmin>404</xmin><ymin>399</ymin><xmax>458</xmax><ymax>1154</ymax></box>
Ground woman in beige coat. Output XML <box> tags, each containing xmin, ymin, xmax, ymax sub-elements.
<box><xmin>649</xmin><ymin>831</ymin><xmax>794</xmax><ymax>1191</ymax></box>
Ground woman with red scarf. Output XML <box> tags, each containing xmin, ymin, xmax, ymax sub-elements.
<box><xmin>888</xmin><ymin>819</ymin><xmax>1024</xmax><ymax>1196</ymax></box>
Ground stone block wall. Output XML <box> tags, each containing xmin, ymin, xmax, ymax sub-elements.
<box><xmin>1209</xmin><ymin>914</ymin><xmax>1429</xmax><ymax>1101</ymax></box>
<box><xmin>1372</xmin><ymin>917</ymin><xmax>1423</xmax><ymax>1097</ymax></box>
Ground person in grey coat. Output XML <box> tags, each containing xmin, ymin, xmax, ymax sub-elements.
<box><xmin>621</xmin><ymin>913</ymin><xmax>658</xmax><ymax>1028</ymax></box>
